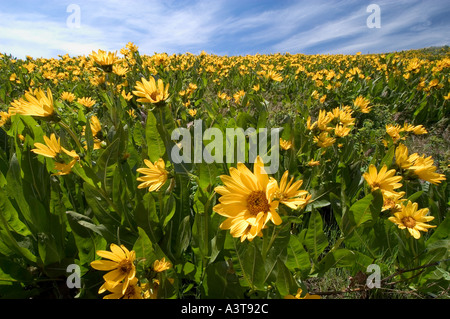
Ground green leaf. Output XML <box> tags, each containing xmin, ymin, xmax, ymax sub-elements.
<box><xmin>341</xmin><ymin>190</ymin><xmax>382</xmax><ymax>236</ymax></box>
<box><xmin>232</xmin><ymin>239</ymin><xmax>265</xmax><ymax>290</ymax></box>
<box><xmin>286</xmin><ymin>234</ymin><xmax>311</xmax><ymax>277</ymax></box>
<box><xmin>203</xmin><ymin>261</ymin><xmax>243</xmax><ymax>298</ymax></box>
<box><xmin>304</xmin><ymin>210</ymin><xmax>329</xmax><ymax>262</ymax></box>
<box><xmin>96</xmin><ymin>137</ymin><xmax>120</xmax><ymax>191</ymax></box>
<box><xmin>427</xmin><ymin>211</ymin><xmax>449</xmax><ymax>245</ymax></box>
<box><xmin>0</xmin><ymin>189</ymin><xmax>31</xmax><ymax>236</ymax></box>
<box><xmin>276</xmin><ymin>257</ymin><xmax>297</xmax><ymax>297</ymax></box>
<box><xmin>146</xmin><ymin>111</ymin><xmax>166</xmax><ymax>162</ymax></box>
<box><xmin>134</xmin><ymin>192</ymin><xmax>161</xmax><ymax>244</ymax></box>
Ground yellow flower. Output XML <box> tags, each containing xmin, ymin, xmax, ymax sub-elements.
<box><xmin>112</xmin><ymin>64</ymin><xmax>128</xmax><ymax>76</ymax></box>
<box><xmin>265</xmin><ymin>70</ymin><xmax>283</xmax><ymax>82</ymax></box>
<box><xmin>307</xmin><ymin>159</ymin><xmax>320</xmax><ymax>167</ymax></box>
<box><xmin>353</xmin><ymin>96</ymin><xmax>371</xmax><ymax>113</ymax></box>
<box><xmin>334</xmin><ymin>124</ymin><xmax>351</xmax><ymax>137</ymax></box>
<box><xmin>279</xmin><ymin>138</ymin><xmax>292</xmax><ymax>150</ymax></box>
<box><xmin>316</xmin><ymin>109</ymin><xmax>333</xmax><ymax>131</ymax></box>
<box><xmin>61</xmin><ymin>91</ymin><xmax>76</xmax><ymax>102</ymax></box>
<box><xmin>136</xmin><ymin>158</ymin><xmax>169</xmax><ymax>192</ymax></box>
<box><xmin>284</xmin><ymin>288</ymin><xmax>320</xmax><ymax>299</ymax></box>
<box><xmin>381</xmin><ymin>191</ymin><xmax>406</xmax><ymax>213</ymax></box>
<box><xmin>77</xmin><ymin>97</ymin><xmax>96</xmax><ymax>108</ymax></box>
<box><xmin>53</xmin><ymin>158</ymin><xmax>77</xmax><ymax>176</ymax></box>
<box><xmin>408</xmin><ymin>155</ymin><xmax>446</xmax><ymax>185</ymax></box>
<box><xmin>313</xmin><ymin>131</ymin><xmax>336</xmax><ymax>148</ymax></box>
<box><xmin>121</xmin><ymin>90</ymin><xmax>133</xmax><ymax>101</ymax></box>
<box><xmin>412</xmin><ymin>125</ymin><xmax>427</xmax><ymax>135</ymax></box>
<box><xmin>90</xmin><ymin>49</ymin><xmax>118</xmax><ymax>69</ymax></box>
<box><xmin>153</xmin><ymin>257</ymin><xmax>172</xmax><ymax>273</ymax></box>
<box><xmin>9</xmin><ymin>88</ymin><xmax>55</xmax><ymax>118</ymax></box>
<box><xmin>31</xmin><ymin>133</ymin><xmax>78</xmax><ymax>160</ymax></box>
<box><xmin>233</xmin><ymin>90</ymin><xmax>246</xmax><ymax>104</ymax></box>
<box><xmin>0</xmin><ymin>110</ymin><xmax>12</xmax><ymax>127</ymax></box>
<box><xmin>395</xmin><ymin>143</ymin><xmax>418</xmax><ymax>169</ymax></box>
<box><xmin>90</xmin><ymin>243</ymin><xmax>136</xmax><ymax>295</ymax></box>
<box><xmin>213</xmin><ymin>156</ymin><xmax>281</xmax><ymax>242</ymax></box>
<box><xmin>274</xmin><ymin>171</ymin><xmax>310</xmax><ymax>210</ymax></box>
<box><xmin>363</xmin><ymin>164</ymin><xmax>403</xmax><ymax>194</ymax></box>
<box><xmin>388</xmin><ymin>201</ymin><xmax>436</xmax><ymax>239</ymax></box>
<box><xmin>386</xmin><ymin>124</ymin><xmax>403</xmax><ymax>143</ymax></box>
<box><xmin>217</xmin><ymin>92</ymin><xmax>231</xmax><ymax>101</ymax></box>
<box><xmin>133</xmin><ymin>76</ymin><xmax>170</xmax><ymax>104</ymax></box>
<box><xmin>100</xmin><ymin>277</ymin><xmax>142</xmax><ymax>299</ymax></box>
<box><xmin>188</xmin><ymin>109</ymin><xmax>197</xmax><ymax>117</ymax></box>
<box><xmin>31</xmin><ymin>133</ymin><xmax>61</xmax><ymax>158</ymax></box>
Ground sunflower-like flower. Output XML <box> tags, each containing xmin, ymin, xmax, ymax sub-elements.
<box><xmin>385</xmin><ymin>124</ymin><xmax>404</xmax><ymax>144</ymax></box>
<box><xmin>100</xmin><ymin>277</ymin><xmax>142</xmax><ymax>299</ymax></box>
<box><xmin>353</xmin><ymin>96</ymin><xmax>371</xmax><ymax>113</ymax></box>
<box><xmin>152</xmin><ymin>257</ymin><xmax>172</xmax><ymax>273</ymax></box>
<box><xmin>61</xmin><ymin>91</ymin><xmax>76</xmax><ymax>103</ymax></box>
<box><xmin>31</xmin><ymin>133</ymin><xmax>79</xmax><ymax>160</ymax></box>
<box><xmin>381</xmin><ymin>191</ymin><xmax>406</xmax><ymax>213</ymax></box>
<box><xmin>213</xmin><ymin>156</ymin><xmax>281</xmax><ymax>242</ymax></box>
<box><xmin>408</xmin><ymin>155</ymin><xmax>446</xmax><ymax>185</ymax></box>
<box><xmin>395</xmin><ymin>143</ymin><xmax>418</xmax><ymax>169</ymax></box>
<box><xmin>90</xmin><ymin>49</ymin><xmax>118</xmax><ymax>71</ymax></box>
<box><xmin>9</xmin><ymin>88</ymin><xmax>55</xmax><ymax>118</ymax></box>
<box><xmin>334</xmin><ymin>124</ymin><xmax>351</xmax><ymax>137</ymax></box>
<box><xmin>77</xmin><ymin>97</ymin><xmax>96</xmax><ymax>108</ymax></box>
<box><xmin>90</xmin><ymin>243</ymin><xmax>136</xmax><ymax>295</ymax></box>
<box><xmin>279</xmin><ymin>138</ymin><xmax>293</xmax><ymax>150</ymax></box>
<box><xmin>363</xmin><ymin>164</ymin><xmax>403</xmax><ymax>194</ymax></box>
<box><xmin>313</xmin><ymin>131</ymin><xmax>336</xmax><ymax>148</ymax></box>
<box><xmin>133</xmin><ymin>77</ymin><xmax>170</xmax><ymax>104</ymax></box>
<box><xmin>274</xmin><ymin>171</ymin><xmax>311</xmax><ymax>210</ymax></box>
<box><xmin>388</xmin><ymin>201</ymin><xmax>436</xmax><ymax>239</ymax></box>
<box><xmin>136</xmin><ymin>158</ymin><xmax>169</xmax><ymax>192</ymax></box>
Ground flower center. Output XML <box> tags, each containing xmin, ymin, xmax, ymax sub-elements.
<box><xmin>119</xmin><ymin>260</ymin><xmax>132</xmax><ymax>274</ymax></box>
<box><xmin>247</xmin><ymin>191</ymin><xmax>270</xmax><ymax>216</ymax></box>
<box><xmin>401</xmin><ymin>216</ymin><xmax>416</xmax><ymax>228</ymax></box>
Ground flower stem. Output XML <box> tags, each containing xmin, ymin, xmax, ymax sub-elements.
<box><xmin>59</xmin><ymin>120</ymin><xmax>84</xmax><ymax>152</ymax></box>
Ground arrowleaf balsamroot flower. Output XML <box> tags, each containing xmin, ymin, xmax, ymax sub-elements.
<box><xmin>408</xmin><ymin>155</ymin><xmax>446</xmax><ymax>185</ymax></box>
<box><xmin>273</xmin><ymin>171</ymin><xmax>311</xmax><ymax>210</ymax></box>
<box><xmin>31</xmin><ymin>133</ymin><xmax>79</xmax><ymax>160</ymax></box>
<box><xmin>279</xmin><ymin>138</ymin><xmax>293</xmax><ymax>150</ymax></box>
<box><xmin>9</xmin><ymin>87</ymin><xmax>55</xmax><ymax>118</ymax></box>
<box><xmin>90</xmin><ymin>49</ymin><xmax>118</xmax><ymax>71</ymax></box>
<box><xmin>136</xmin><ymin>158</ymin><xmax>169</xmax><ymax>192</ymax></box>
<box><xmin>77</xmin><ymin>97</ymin><xmax>96</xmax><ymax>108</ymax></box>
<box><xmin>363</xmin><ymin>164</ymin><xmax>403</xmax><ymax>194</ymax></box>
<box><xmin>100</xmin><ymin>277</ymin><xmax>142</xmax><ymax>299</ymax></box>
<box><xmin>133</xmin><ymin>76</ymin><xmax>169</xmax><ymax>104</ymax></box>
<box><xmin>388</xmin><ymin>201</ymin><xmax>436</xmax><ymax>239</ymax></box>
<box><xmin>213</xmin><ymin>156</ymin><xmax>281</xmax><ymax>242</ymax></box>
<box><xmin>90</xmin><ymin>243</ymin><xmax>136</xmax><ymax>295</ymax></box>
<box><xmin>31</xmin><ymin>133</ymin><xmax>62</xmax><ymax>159</ymax></box>
<box><xmin>353</xmin><ymin>96</ymin><xmax>371</xmax><ymax>113</ymax></box>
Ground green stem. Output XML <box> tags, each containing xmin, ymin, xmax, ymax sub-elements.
<box><xmin>59</xmin><ymin>120</ymin><xmax>84</xmax><ymax>152</ymax></box>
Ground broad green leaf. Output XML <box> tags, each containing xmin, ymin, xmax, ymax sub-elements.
<box><xmin>146</xmin><ymin>111</ymin><xmax>166</xmax><ymax>162</ymax></box>
<box><xmin>304</xmin><ymin>210</ymin><xmax>329</xmax><ymax>262</ymax></box>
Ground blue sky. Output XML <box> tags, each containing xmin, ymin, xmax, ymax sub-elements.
<box><xmin>1</xmin><ymin>0</ymin><xmax>449</xmax><ymax>59</ymax></box>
